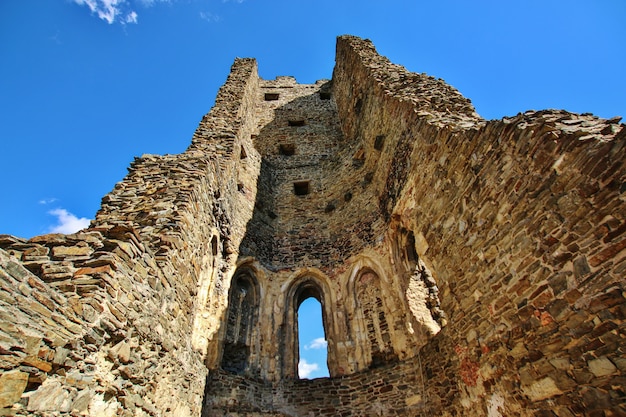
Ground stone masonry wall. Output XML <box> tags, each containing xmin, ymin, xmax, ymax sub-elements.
<box><xmin>0</xmin><ymin>58</ymin><xmax>263</xmax><ymax>416</ymax></box>
<box><xmin>218</xmin><ymin>69</ymin><xmax>440</xmax><ymax>382</ymax></box>
<box><xmin>333</xmin><ymin>35</ymin><xmax>626</xmax><ymax>416</ymax></box>
<box><xmin>203</xmin><ymin>35</ymin><xmax>625</xmax><ymax>417</ymax></box>
<box><xmin>1</xmin><ymin>35</ymin><xmax>624</xmax><ymax>417</ymax></box>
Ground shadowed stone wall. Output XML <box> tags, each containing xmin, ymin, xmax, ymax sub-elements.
<box><xmin>1</xmin><ymin>35</ymin><xmax>624</xmax><ymax>417</ymax></box>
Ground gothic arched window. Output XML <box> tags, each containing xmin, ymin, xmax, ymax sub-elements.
<box><xmin>221</xmin><ymin>271</ymin><xmax>259</xmax><ymax>374</ymax></box>
<box><xmin>355</xmin><ymin>269</ymin><xmax>397</xmax><ymax>368</ymax></box>
<box><xmin>282</xmin><ymin>277</ymin><xmax>332</xmax><ymax>379</ymax></box>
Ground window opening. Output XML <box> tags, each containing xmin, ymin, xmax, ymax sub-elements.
<box><xmin>221</xmin><ymin>274</ymin><xmax>257</xmax><ymax>374</ymax></box>
<box><xmin>293</xmin><ymin>181</ymin><xmax>310</xmax><ymax>196</ymax></box>
<box><xmin>319</xmin><ymin>91</ymin><xmax>331</xmax><ymax>100</ymax></box>
<box><xmin>211</xmin><ymin>235</ymin><xmax>218</xmax><ymax>257</ymax></box>
<box><xmin>354</xmin><ymin>98</ymin><xmax>363</xmax><ymax>115</ymax></box>
<box><xmin>240</xmin><ymin>146</ymin><xmax>247</xmax><ymax>159</ymax></box>
<box><xmin>279</xmin><ymin>143</ymin><xmax>296</xmax><ymax>156</ymax></box>
<box><xmin>374</xmin><ymin>135</ymin><xmax>385</xmax><ymax>151</ymax></box>
<box><xmin>406</xmin><ymin>230</ymin><xmax>418</xmax><ymax>263</ymax></box>
<box><xmin>264</xmin><ymin>93</ymin><xmax>279</xmax><ymax>101</ymax></box>
<box><xmin>297</xmin><ymin>297</ymin><xmax>329</xmax><ymax>379</ymax></box>
<box><xmin>288</xmin><ymin>119</ymin><xmax>305</xmax><ymax>127</ymax></box>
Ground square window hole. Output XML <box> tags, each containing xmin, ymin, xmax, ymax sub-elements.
<box><xmin>320</xmin><ymin>91</ymin><xmax>331</xmax><ymax>100</ymax></box>
<box><xmin>264</xmin><ymin>93</ymin><xmax>280</xmax><ymax>101</ymax></box>
<box><xmin>293</xmin><ymin>181</ymin><xmax>310</xmax><ymax>196</ymax></box>
<box><xmin>288</xmin><ymin>119</ymin><xmax>305</xmax><ymax>127</ymax></box>
<box><xmin>279</xmin><ymin>143</ymin><xmax>296</xmax><ymax>156</ymax></box>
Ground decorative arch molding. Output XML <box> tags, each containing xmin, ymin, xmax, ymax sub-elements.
<box><xmin>346</xmin><ymin>255</ymin><xmax>389</xmax><ymax>291</ymax></box>
<box><xmin>349</xmin><ymin>265</ymin><xmax>399</xmax><ymax>370</ymax></box>
<box><xmin>281</xmin><ymin>268</ymin><xmax>335</xmax><ymax>379</ymax></box>
<box><xmin>219</xmin><ymin>264</ymin><xmax>261</xmax><ymax>375</ymax></box>
<box><xmin>234</xmin><ymin>257</ymin><xmax>268</xmax><ymax>295</ymax></box>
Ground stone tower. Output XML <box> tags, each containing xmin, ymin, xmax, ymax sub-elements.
<box><xmin>0</xmin><ymin>35</ymin><xmax>624</xmax><ymax>416</ymax></box>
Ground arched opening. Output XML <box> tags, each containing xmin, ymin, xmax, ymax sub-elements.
<box><xmin>220</xmin><ymin>270</ymin><xmax>259</xmax><ymax>375</ymax></box>
<box><xmin>297</xmin><ymin>297</ymin><xmax>329</xmax><ymax>379</ymax></box>
<box><xmin>282</xmin><ymin>276</ymin><xmax>333</xmax><ymax>380</ymax></box>
<box><xmin>355</xmin><ymin>269</ymin><xmax>398</xmax><ymax>369</ymax></box>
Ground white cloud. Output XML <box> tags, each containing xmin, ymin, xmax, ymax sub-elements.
<box><xmin>200</xmin><ymin>11</ymin><xmax>221</xmax><ymax>23</ymax></box>
<box><xmin>48</xmin><ymin>208</ymin><xmax>91</xmax><ymax>234</ymax></box>
<box><xmin>125</xmin><ymin>10</ymin><xmax>138</xmax><ymax>23</ymax></box>
<box><xmin>72</xmin><ymin>0</ymin><xmax>138</xmax><ymax>25</ymax></box>
<box><xmin>38</xmin><ymin>198</ymin><xmax>58</xmax><ymax>205</ymax></box>
<box><xmin>304</xmin><ymin>337</ymin><xmax>327</xmax><ymax>350</ymax></box>
<box><xmin>138</xmin><ymin>0</ymin><xmax>172</xmax><ymax>6</ymax></box>
<box><xmin>298</xmin><ymin>359</ymin><xmax>319</xmax><ymax>379</ymax></box>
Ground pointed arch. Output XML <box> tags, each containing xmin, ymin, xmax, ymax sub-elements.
<box><xmin>219</xmin><ymin>265</ymin><xmax>260</xmax><ymax>375</ymax></box>
<box><xmin>281</xmin><ymin>270</ymin><xmax>334</xmax><ymax>379</ymax></box>
<box><xmin>350</xmin><ymin>263</ymin><xmax>398</xmax><ymax>369</ymax></box>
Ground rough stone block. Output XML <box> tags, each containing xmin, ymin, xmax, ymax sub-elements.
<box><xmin>0</xmin><ymin>370</ymin><xmax>28</xmax><ymax>408</ymax></box>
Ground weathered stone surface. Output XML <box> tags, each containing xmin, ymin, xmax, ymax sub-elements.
<box><xmin>522</xmin><ymin>377</ymin><xmax>563</xmax><ymax>401</ymax></box>
<box><xmin>27</xmin><ymin>379</ymin><xmax>71</xmax><ymax>412</ymax></box>
<box><xmin>0</xmin><ymin>370</ymin><xmax>28</xmax><ymax>408</ymax></box>
<box><xmin>588</xmin><ymin>357</ymin><xmax>617</xmax><ymax>377</ymax></box>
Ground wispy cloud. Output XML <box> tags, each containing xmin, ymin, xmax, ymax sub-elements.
<box><xmin>125</xmin><ymin>10</ymin><xmax>138</xmax><ymax>23</ymax></box>
<box><xmin>39</xmin><ymin>198</ymin><xmax>58</xmax><ymax>205</ymax></box>
<box><xmin>304</xmin><ymin>337</ymin><xmax>327</xmax><ymax>350</ymax></box>
<box><xmin>298</xmin><ymin>359</ymin><xmax>319</xmax><ymax>379</ymax></box>
<box><xmin>72</xmin><ymin>0</ymin><xmax>138</xmax><ymax>25</ymax></box>
<box><xmin>200</xmin><ymin>11</ymin><xmax>221</xmax><ymax>23</ymax></box>
<box><xmin>138</xmin><ymin>0</ymin><xmax>171</xmax><ymax>6</ymax></box>
<box><xmin>48</xmin><ymin>208</ymin><xmax>91</xmax><ymax>234</ymax></box>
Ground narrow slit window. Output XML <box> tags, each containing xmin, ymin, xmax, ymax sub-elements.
<box><xmin>288</xmin><ymin>119</ymin><xmax>305</xmax><ymax>127</ymax></box>
<box><xmin>293</xmin><ymin>181</ymin><xmax>310</xmax><ymax>196</ymax></box>
<box><xmin>264</xmin><ymin>93</ymin><xmax>280</xmax><ymax>101</ymax></box>
<box><xmin>279</xmin><ymin>144</ymin><xmax>296</xmax><ymax>156</ymax></box>
<box><xmin>374</xmin><ymin>135</ymin><xmax>385</xmax><ymax>151</ymax></box>
<box><xmin>297</xmin><ymin>297</ymin><xmax>329</xmax><ymax>379</ymax></box>
<box><xmin>211</xmin><ymin>235</ymin><xmax>218</xmax><ymax>257</ymax></box>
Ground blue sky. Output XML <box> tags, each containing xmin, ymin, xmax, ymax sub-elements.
<box><xmin>1</xmin><ymin>0</ymin><xmax>624</xmax><ymax>378</ymax></box>
<box><xmin>298</xmin><ymin>298</ymin><xmax>328</xmax><ymax>378</ymax></box>
<box><xmin>1</xmin><ymin>0</ymin><xmax>624</xmax><ymax>238</ymax></box>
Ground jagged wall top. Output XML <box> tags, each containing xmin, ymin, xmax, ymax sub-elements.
<box><xmin>335</xmin><ymin>35</ymin><xmax>482</xmax><ymax>126</ymax></box>
<box><xmin>188</xmin><ymin>57</ymin><xmax>259</xmax><ymax>156</ymax></box>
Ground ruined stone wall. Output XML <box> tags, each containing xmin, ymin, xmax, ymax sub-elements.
<box><xmin>1</xmin><ymin>35</ymin><xmax>624</xmax><ymax>417</ymax></box>
<box><xmin>0</xmin><ymin>58</ymin><xmax>264</xmax><ymax>416</ymax></box>
<box><xmin>203</xmin><ymin>35</ymin><xmax>625</xmax><ymax>417</ymax></box>
<box><xmin>204</xmin><ymin>355</ymin><xmax>430</xmax><ymax>417</ymax></box>
<box><xmin>333</xmin><ymin>35</ymin><xmax>626</xmax><ymax>416</ymax></box>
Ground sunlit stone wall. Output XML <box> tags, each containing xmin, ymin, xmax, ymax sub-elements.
<box><xmin>0</xmin><ymin>35</ymin><xmax>624</xmax><ymax>417</ymax></box>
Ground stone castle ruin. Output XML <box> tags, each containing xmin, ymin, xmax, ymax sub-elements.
<box><xmin>0</xmin><ymin>35</ymin><xmax>624</xmax><ymax>416</ymax></box>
